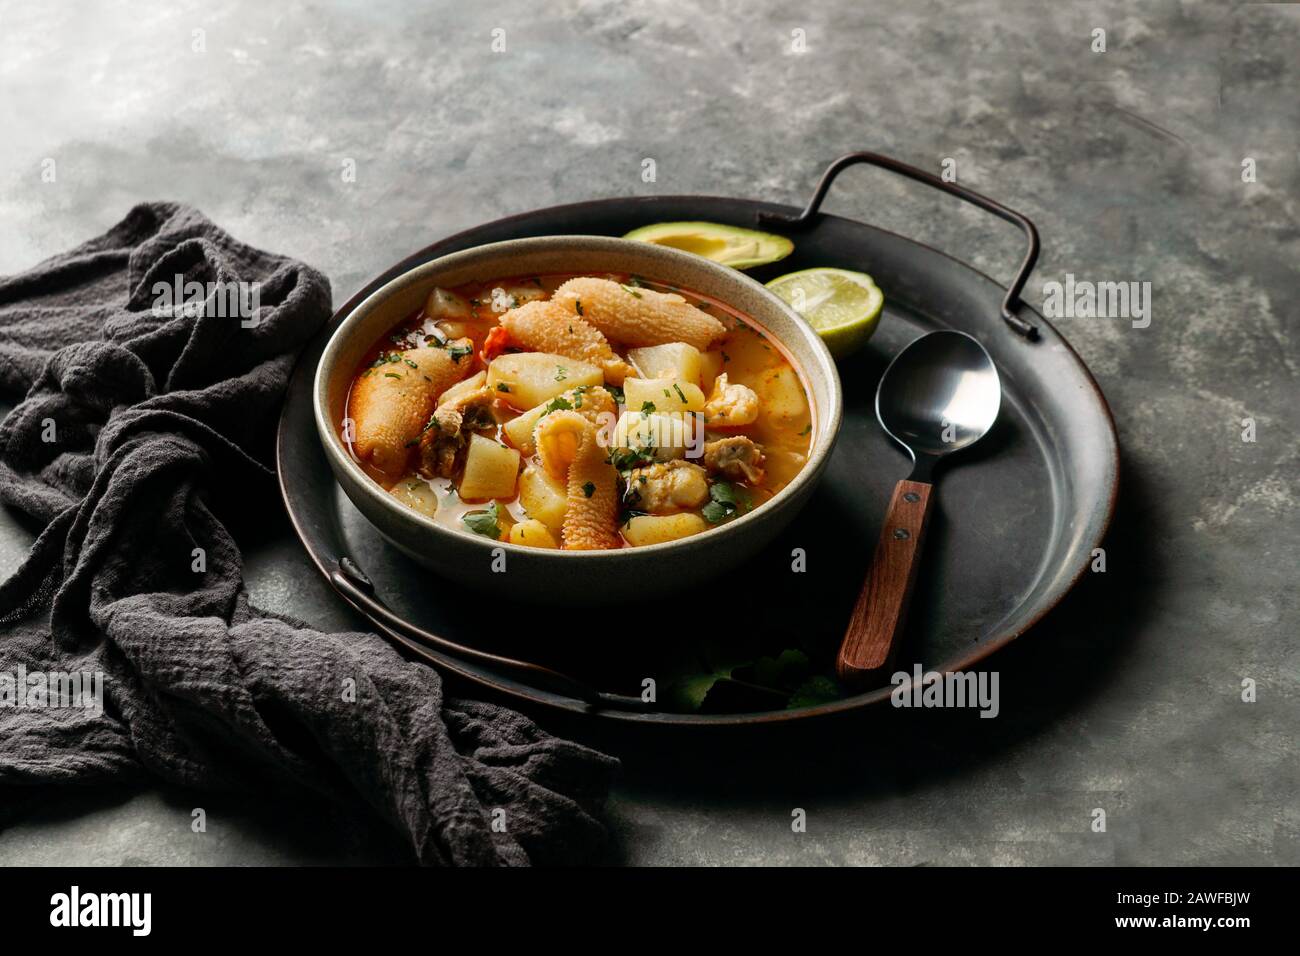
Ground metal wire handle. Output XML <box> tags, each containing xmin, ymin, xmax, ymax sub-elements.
<box><xmin>757</xmin><ymin>151</ymin><xmax>1041</xmax><ymax>340</ymax></box>
<box><xmin>330</xmin><ymin>557</ymin><xmax>649</xmax><ymax>711</ymax></box>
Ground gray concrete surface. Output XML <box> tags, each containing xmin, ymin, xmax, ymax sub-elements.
<box><xmin>0</xmin><ymin>0</ymin><xmax>1295</xmax><ymax>865</ymax></box>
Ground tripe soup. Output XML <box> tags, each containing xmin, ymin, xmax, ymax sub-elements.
<box><xmin>342</xmin><ymin>273</ymin><xmax>813</xmax><ymax>550</ymax></box>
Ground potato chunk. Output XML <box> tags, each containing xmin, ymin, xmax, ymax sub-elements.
<box><xmin>502</xmin><ymin>404</ymin><xmax>546</xmax><ymax>456</ymax></box>
<box><xmin>697</xmin><ymin>350</ymin><xmax>725</xmax><ymax>392</ymax></box>
<box><xmin>622</xmin><ymin>513</ymin><xmax>708</xmax><ymax>547</ymax></box>
<box><xmin>628</xmin><ymin>342</ymin><xmax>702</xmax><ymax>385</ymax></box>
<box><xmin>436</xmin><ymin>369</ymin><xmax>486</xmax><ymax>407</ymax></box>
<box><xmin>750</xmin><ymin>365</ymin><xmax>808</xmax><ymax>421</ymax></box>
<box><xmin>610</xmin><ymin>410</ymin><xmax>702</xmax><ymax>463</ymax></box>
<box><xmin>487</xmin><ymin>351</ymin><xmax>603</xmax><ymax>409</ymax></box>
<box><xmin>517</xmin><ymin>464</ymin><xmax>568</xmax><ymax>534</ymax></box>
<box><xmin>458</xmin><ymin>434</ymin><xmax>520</xmax><ymax>500</ymax></box>
<box><xmin>623</xmin><ymin>377</ymin><xmax>706</xmax><ymax>414</ymax></box>
<box><xmin>425</xmin><ymin>287</ymin><xmax>472</xmax><ymax>320</ymax></box>
<box><xmin>389</xmin><ymin>478</ymin><xmax>439</xmax><ymax>519</ymax></box>
<box><xmin>508</xmin><ymin>518</ymin><xmax>559</xmax><ymax>549</ymax></box>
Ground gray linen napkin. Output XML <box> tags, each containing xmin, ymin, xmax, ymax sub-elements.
<box><xmin>0</xmin><ymin>203</ymin><xmax>617</xmax><ymax>865</ymax></box>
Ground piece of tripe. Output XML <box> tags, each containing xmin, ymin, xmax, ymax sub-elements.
<box><xmin>551</xmin><ymin>277</ymin><xmax>727</xmax><ymax>351</ymax></box>
<box><xmin>350</xmin><ymin>342</ymin><xmax>473</xmax><ymax>477</ymax></box>
<box><xmin>501</xmin><ymin>384</ymin><xmax>617</xmax><ymax>456</ymax></box>
<box><xmin>500</xmin><ymin>299</ymin><xmax>636</xmax><ymax>384</ymax></box>
<box><xmin>533</xmin><ymin>410</ymin><xmax>621</xmax><ymax>550</ymax></box>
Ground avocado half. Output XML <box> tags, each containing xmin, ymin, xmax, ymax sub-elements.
<box><xmin>622</xmin><ymin>221</ymin><xmax>794</xmax><ymax>270</ymax></box>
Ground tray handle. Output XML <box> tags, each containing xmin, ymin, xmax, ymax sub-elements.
<box><xmin>757</xmin><ymin>151</ymin><xmax>1041</xmax><ymax>340</ymax></box>
<box><xmin>330</xmin><ymin>557</ymin><xmax>649</xmax><ymax>712</ymax></box>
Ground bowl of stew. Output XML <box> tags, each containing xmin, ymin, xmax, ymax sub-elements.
<box><xmin>314</xmin><ymin>235</ymin><xmax>842</xmax><ymax>604</ymax></box>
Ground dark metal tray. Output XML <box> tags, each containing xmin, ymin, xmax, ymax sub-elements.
<box><xmin>276</xmin><ymin>152</ymin><xmax>1119</xmax><ymax>726</ymax></box>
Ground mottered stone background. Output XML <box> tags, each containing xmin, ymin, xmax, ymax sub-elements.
<box><xmin>0</xmin><ymin>0</ymin><xmax>1295</xmax><ymax>865</ymax></box>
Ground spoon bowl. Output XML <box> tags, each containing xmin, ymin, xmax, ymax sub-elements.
<box><xmin>876</xmin><ymin>331</ymin><xmax>1001</xmax><ymax>462</ymax></box>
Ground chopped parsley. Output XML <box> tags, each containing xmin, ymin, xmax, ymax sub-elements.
<box><xmin>672</xmin><ymin>383</ymin><xmax>687</xmax><ymax>404</ymax></box>
<box><xmin>607</xmin><ymin>384</ymin><xmax>625</xmax><ymax>405</ymax></box>
<box><xmin>608</xmin><ymin>446</ymin><xmax>655</xmax><ymax>471</ymax></box>
<box><xmin>447</xmin><ymin>343</ymin><xmax>473</xmax><ymax>363</ymax></box>
<box><xmin>554</xmin><ymin>365</ymin><xmax>568</xmax><ymax>382</ymax></box>
<box><xmin>462</xmin><ymin>501</ymin><xmax>502</xmax><ymax>539</ymax></box>
<box><xmin>582</xmin><ymin>481</ymin><xmax>596</xmax><ymax>498</ymax></box>
<box><xmin>798</xmin><ymin>423</ymin><xmax>812</xmax><ymax>436</ymax></box>
<box><xmin>383</xmin><ymin>372</ymin><xmax>402</xmax><ymax>379</ymax></box>
<box><xmin>701</xmin><ymin>481</ymin><xmax>753</xmax><ymax>524</ymax></box>
<box><xmin>640</xmin><ymin>401</ymin><xmax>656</xmax><ymax>415</ymax></box>
<box><xmin>574</xmin><ymin>299</ymin><xmax>584</xmax><ymax>316</ymax></box>
<box><xmin>544</xmin><ymin>395</ymin><xmax>573</xmax><ymax>414</ymax></box>
<box><xmin>496</xmin><ymin>382</ymin><xmax>511</xmax><ymax>392</ymax></box>
<box><xmin>620</xmin><ymin>283</ymin><xmax>642</xmax><ymax>299</ymax></box>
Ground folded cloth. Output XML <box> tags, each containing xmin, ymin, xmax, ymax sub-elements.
<box><xmin>0</xmin><ymin>203</ymin><xmax>617</xmax><ymax>865</ymax></box>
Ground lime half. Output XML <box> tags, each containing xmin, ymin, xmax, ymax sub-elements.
<box><xmin>765</xmin><ymin>268</ymin><xmax>884</xmax><ymax>359</ymax></box>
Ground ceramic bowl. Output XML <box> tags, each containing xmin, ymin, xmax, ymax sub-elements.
<box><xmin>314</xmin><ymin>235</ymin><xmax>842</xmax><ymax>604</ymax></box>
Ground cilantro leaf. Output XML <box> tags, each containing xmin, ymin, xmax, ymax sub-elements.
<box><xmin>701</xmin><ymin>480</ymin><xmax>753</xmax><ymax>524</ymax></box>
<box><xmin>462</xmin><ymin>502</ymin><xmax>501</xmax><ymax>539</ymax></box>
<box><xmin>608</xmin><ymin>446</ymin><xmax>655</xmax><ymax>471</ymax></box>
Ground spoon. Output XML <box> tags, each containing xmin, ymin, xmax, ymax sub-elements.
<box><xmin>835</xmin><ymin>330</ymin><xmax>1002</xmax><ymax>684</ymax></box>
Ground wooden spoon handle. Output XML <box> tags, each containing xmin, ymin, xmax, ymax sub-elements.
<box><xmin>836</xmin><ymin>479</ymin><xmax>934</xmax><ymax>684</ymax></box>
